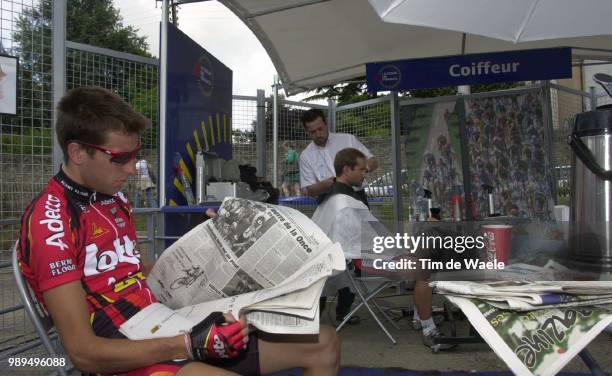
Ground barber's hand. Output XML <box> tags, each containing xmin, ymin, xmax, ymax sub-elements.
<box><xmin>190</xmin><ymin>311</ymin><xmax>248</xmax><ymax>361</ymax></box>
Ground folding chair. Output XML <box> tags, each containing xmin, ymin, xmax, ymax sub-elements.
<box><xmin>11</xmin><ymin>241</ymin><xmax>72</xmax><ymax>376</ymax></box>
<box><xmin>335</xmin><ymin>260</ymin><xmax>399</xmax><ymax>344</ymax></box>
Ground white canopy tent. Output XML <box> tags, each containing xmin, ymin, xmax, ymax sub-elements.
<box><xmin>369</xmin><ymin>0</ymin><xmax>612</xmax><ymax>44</ymax></box>
<box><xmin>206</xmin><ymin>0</ymin><xmax>612</xmax><ymax>95</ymax></box>
<box><xmin>160</xmin><ymin>0</ymin><xmax>612</xmax><ymax>206</ymax></box>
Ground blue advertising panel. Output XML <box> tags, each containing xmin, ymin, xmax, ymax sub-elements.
<box><xmin>165</xmin><ymin>23</ymin><xmax>232</xmax><ymax>206</ymax></box>
<box><xmin>366</xmin><ymin>47</ymin><xmax>571</xmax><ymax>92</ymax></box>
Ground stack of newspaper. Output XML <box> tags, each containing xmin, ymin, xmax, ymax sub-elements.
<box><xmin>431</xmin><ymin>262</ymin><xmax>612</xmax><ymax>376</ymax></box>
<box><xmin>120</xmin><ymin>197</ymin><xmax>345</xmax><ymax>340</ymax></box>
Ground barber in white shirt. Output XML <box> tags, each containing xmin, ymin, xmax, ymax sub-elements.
<box><xmin>299</xmin><ymin>109</ymin><xmax>378</xmax><ymax>197</ymax></box>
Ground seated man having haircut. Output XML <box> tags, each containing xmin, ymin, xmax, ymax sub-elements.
<box><xmin>18</xmin><ymin>86</ymin><xmax>340</xmax><ymax>376</ymax></box>
<box><xmin>312</xmin><ymin>148</ymin><xmax>374</xmax><ymax>324</ymax></box>
<box><xmin>312</xmin><ymin>148</ymin><xmax>453</xmax><ymax>350</ymax></box>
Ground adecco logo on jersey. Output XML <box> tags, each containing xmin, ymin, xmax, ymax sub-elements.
<box><xmin>40</xmin><ymin>194</ymin><xmax>69</xmax><ymax>251</ymax></box>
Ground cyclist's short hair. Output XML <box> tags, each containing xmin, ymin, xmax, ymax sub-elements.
<box><xmin>56</xmin><ymin>86</ymin><xmax>150</xmax><ymax>162</ymax></box>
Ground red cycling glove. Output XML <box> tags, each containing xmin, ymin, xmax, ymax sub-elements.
<box><xmin>189</xmin><ymin>311</ymin><xmax>247</xmax><ymax>361</ymax></box>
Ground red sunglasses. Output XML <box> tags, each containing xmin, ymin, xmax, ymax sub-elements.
<box><xmin>69</xmin><ymin>140</ymin><xmax>141</xmax><ymax>165</ymax></box>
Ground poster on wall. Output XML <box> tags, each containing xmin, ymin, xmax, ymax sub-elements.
<box><xmin>401</xmin><ymin>100</ymin><xmax>464</xmax><ymax>220</ymax></box>
<box><xmin>164</xmin><ymin>23</ymin><xmax>233</xmax><ymax>206</ymax></box>
<box><xmin>0</xmin><ymin>54</ymin><xmax>18</xmax><ymax>115</ymax></box>
<box><xmin>464</xmin><ymin>92</ymin><xmax>554</xmax><ymax>219</ymax></box>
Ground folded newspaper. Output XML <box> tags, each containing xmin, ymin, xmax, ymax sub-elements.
<box><xmin>432</xmin><ymin>262</ymin><xmax>612</xmax><ymax>376</ymax></box>
<box><xmin>119</xmin><ymin>198</ymin><xmax>346</xmax><ymax>340</ymax></box>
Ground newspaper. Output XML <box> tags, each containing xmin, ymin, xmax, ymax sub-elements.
<box><xmin>119</xmin><ymin>197</ymin><xmax>345</xmax><ymax>339</ymax></box>
<box><xmin>433</xmin><ymin>260</ymin><xmax>612</xmax><ymax>376</ymax></box>
<box><xmin>432</xmin><ymin>261</ymin><xmax>612</xmax><ymax>311</ymax></box>
<box><xmin>446</xmin><ymin>296</ymin><xmax>612</xmax><ymax>376</ymax></box>
<box><xmin>433</xmin><ymin>280</ymin><xmax>612</xmax><ymax>311</ymax></box>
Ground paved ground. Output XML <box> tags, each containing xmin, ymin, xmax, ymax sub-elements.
<box><xmin>0</xmin><ymin>282</ymin><xmax>610</xmax><ymax>375</ymax></box>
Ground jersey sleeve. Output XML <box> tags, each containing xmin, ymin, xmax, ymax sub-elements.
<box><xmin>21</xmin><ymin>192</ymin><xmax>82</xmax><ymax>293</ymax></box>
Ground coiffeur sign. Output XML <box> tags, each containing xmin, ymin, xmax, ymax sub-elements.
<box><xmin>366</xmin><ymin>47</ymin><xmax>571</xmax><ymax>91</ymax></box>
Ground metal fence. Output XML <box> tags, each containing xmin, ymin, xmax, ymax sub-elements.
<box><xmin>335</xmin><ymin>97</ymin><xmax>394</xmax><ymax>224</ymax></box>
<box><xmin>0</xmin><ymin>0</ymin><xmax>53</xmax><ymax>258</ymax></box>
<box><xmin>0</xmin><ymin>3</ymin><xmax>163</xmax><ymax>364</ymax></box>
<box><xmin>66</xmin><ymin>42</ymin><xmax>160</xmax><ymax>210</ymax></box>
<box><xmin>231</xmin><ymin>94</ymin><xmax>260</xmax><ymax>174</ymax></box>
<box><xmin>0</xmin><ymin>0</ymin><xmax>53</xmax><ymax>366</ymax></box>
<box><xmin>265</xmin><ymin>97</ymin><xmax>328</xmax><ymax>217</ymax></box>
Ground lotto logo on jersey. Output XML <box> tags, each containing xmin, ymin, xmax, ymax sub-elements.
<box><xmin>39</xmin><ymin>194</ymin><xmax>68</xmax><ymax>251</ymax></box>
<box><xmin>84</xmin><ymin>235</ymin><xmax>140</xmax><ymax>276</ymax></box>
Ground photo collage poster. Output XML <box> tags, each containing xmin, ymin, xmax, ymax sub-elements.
<box><xmin>401</xmin><ymin>100</ymin><xmax>464</xmax><ymax>219</ymax></box>
<box><xmin>464</xmin><ymin>92</ymin><xmax>555</xmax><ymax>220</ymax></box>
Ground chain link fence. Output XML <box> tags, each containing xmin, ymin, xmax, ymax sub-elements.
<box><xmin>0</xmin><ymin>0</ymin><xmax>53</xmax><ymax>364</ymax></box>
<box><xmin>231</xmin><ymin>95</ymin><xmax>259</xmax><ymax>168</ymax></box>
<box><xmin>336</xmin><ymin>97</ymin><xmax>394</xmax><ymax>224</ymax></box>
<box><xmin>1</xmin><ymin>0</ymin><xmax>53</xmax><ymax>253</ymax></box>
<box><xmin>270</xmin><ymin>98</ymin><xmax>328</xmax><ymax>217</ymax></box>
<box><xmin>66</xmin><ymin>42</ymin><xmax>160</xmax><ymax>210</ymax></box>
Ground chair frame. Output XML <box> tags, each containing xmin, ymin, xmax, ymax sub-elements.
<box><xmin>11</xmin><ymin>241</ymin><xmax>71</xmax><ymax>376</ymax></box>
<box><xmin>335</xmin><ymin>268</ymin><xmax>399</xmax><ymax>344</ymax></box>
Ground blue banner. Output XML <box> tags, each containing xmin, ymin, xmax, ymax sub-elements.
<box><xmin>165</xmin><ymin>23</ymin><xmax>233</xmax><ymax>206</ymax></box>
<box><xmin>366</xmin><ymin>47</ymin><xmax>571</xmax><ymax>92</ymax></box>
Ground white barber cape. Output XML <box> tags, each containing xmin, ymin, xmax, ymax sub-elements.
<box><xmin>312</xmin><ymin>193</ymin><xmax>379</xmax><ymax>260</ymax></box>
<box><xmin>312</xmin><ymin>193</ymin><xmax>380</xmax><ymax>295</ymax></box>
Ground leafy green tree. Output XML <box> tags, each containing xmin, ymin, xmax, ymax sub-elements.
<box><xmin>303</xmin><ymin>77</ymin><xmax>524</xmax><ymax>137</ymax></box>
<box><xmin>305</xmin><ymin>76</ymin><xmax>523</xmax><ymax>103</ymax></box>
<box><xmin>66</xmin><ymin>0</ymin><xmax>150</xmax><ymax>57</ymax></box>
<box><xmin>10</xmin><ymin>0</ymin><xmax>153</xmax><ymax>136</ymax></box>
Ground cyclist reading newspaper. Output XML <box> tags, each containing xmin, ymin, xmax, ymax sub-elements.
<box><xmin>18</xmin><ymin>86</ymin><xmax>339</xmax><ymax>376</ymax></box>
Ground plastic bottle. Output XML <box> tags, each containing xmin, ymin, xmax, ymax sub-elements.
<box><xmin>175</xmin><ymin>152</ymin><xmax>196</xmax><ymax>205</ymax></box>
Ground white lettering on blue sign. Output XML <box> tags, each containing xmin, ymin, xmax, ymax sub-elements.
<box><xmin>449</xmin><ymin>61</ymin><xmax>520</xmax><ymax>78</ymax></box>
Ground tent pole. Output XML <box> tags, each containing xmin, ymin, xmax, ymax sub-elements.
<box><xmin>273</xmin><ymin>75</ymin><xmax>279</xmax><ymax>188</ymax></box>
<box><xmin>159</xmin><ymin>0</ymin><xmax>169</xmax><ymax>207</ymax></box>
<box><xmin>390</xmin><ymin>91</ymin><xmax>403</xmax><ymax>231</ymax></box>
<box><xmin>52</xmin><ymin>0</ymin><xmax>66</xmax><ymax>173</ymax></box>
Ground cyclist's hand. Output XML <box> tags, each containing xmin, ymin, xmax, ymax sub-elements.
<box><xmin>190</xmin><ymin>311</ymin><xmax>247</xmax><ymax>361</ymax></box>
<box><xmin>223</xmin><ymin>312</ymin><xmax>237</xmax><ymax>323</ymax></box>
<box><xmin>221</xmin><ymin>313</ymin><xmax>249</xmax><ymax>346</ymax></box>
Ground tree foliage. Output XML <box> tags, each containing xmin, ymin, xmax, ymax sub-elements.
<box><xmin>300</xmin><ymin>77</ymin><xmax>525</xmax><ymax>137</ymax></box>
<box><xmin>9</xmin><ymin>0</ymin><xmax>153</xmax><ymax>134</ymax></box>
<box><xmin>304</xmin><ymin>76</ymin><xmax>524</xmax><ymax>103</ymax></box>
<box><xmin>244</xmin><ymin>101</ymin><xmax>308</xmax><ymax>143</ymax></box>
<box><xmin>66</xmin><ymin>0</ymin><xmax>150</xmax><ymax>57</ymax></box>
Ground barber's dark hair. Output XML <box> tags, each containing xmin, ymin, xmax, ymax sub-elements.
<box><xmin>300</xmin><ymin>108</ymin><xmax>326</xmax><ymax>127</ymax></box>
<box><xmin>334</xmin><ymin>148</ymin><xmax>366</xmax><ymax>176</ymax></box>
<box><xmin>56</xmin><ymin>86</ymin><xmax>150</xmax><ymax>162</ymax></box>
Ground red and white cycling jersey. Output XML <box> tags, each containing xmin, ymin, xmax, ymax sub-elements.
<box><xmin>19</xmin><ymin>169</ymin><xmax>156</xmax><ymax>338</ymax></box>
